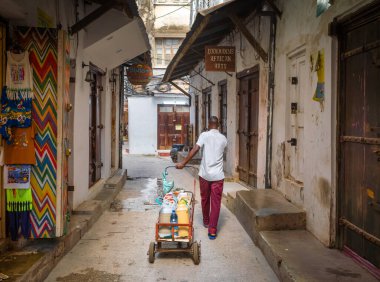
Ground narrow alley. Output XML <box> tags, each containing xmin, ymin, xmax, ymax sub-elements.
<box><xmin>0</xmin><ymin>1</ymin><xmax>379</xmax><ymax>281</ymax></box>
<box><xmin>45</xmin><ymin>154</ymin><xmax>278</xmax><ymax>282</ymax></box>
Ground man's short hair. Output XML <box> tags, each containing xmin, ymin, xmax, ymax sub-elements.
<box><xmin>209</xmin><ymin>116</ymin><xmax>219</xmax><ymax>125</ymax></box>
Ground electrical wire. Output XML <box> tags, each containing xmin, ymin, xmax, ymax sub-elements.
<box><xmin>155</xmin><ymin>0</ymin><xmax>194</xmax><ymax>19</ymax></box>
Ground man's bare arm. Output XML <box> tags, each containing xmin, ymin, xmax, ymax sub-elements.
<box><xmin>175</xmin><ymin>145</ymin><xmax>200</xmax><ymax>169</ymax></box>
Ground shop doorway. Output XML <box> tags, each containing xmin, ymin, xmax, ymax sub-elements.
<box><xmin>89</xmin><ymin>70</ymin><xmax>103</xmax><ymax>187</ymax></box>
<box><xmin>337</xmin><ymin>4</ymin><xmax>380</xmax><ymax>270</ymax></box>
<box><xmin>157</xmin><ymin>105</ymin><xmax>190</xmax><ymax>150</ymax></box>
<box><xmin>237</xmin><ymin>67</ymin><xmax>259</xmax><ymax>187</ymax></box>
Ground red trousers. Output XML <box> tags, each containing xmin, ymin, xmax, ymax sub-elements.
<box><xmin>199</xmin><ymin>176</ymin><xmax>224</xmax><ymax>234</ymax></box>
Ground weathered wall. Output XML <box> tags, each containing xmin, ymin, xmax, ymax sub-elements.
<box><xmin>154</xmin><ymin>4</ymin><xmax>190</xmax><ymax>33</ymax></box>
<box><xmin>271</xmin><ymin>0</ymin><xmax>374</xmax><ymax>246</ymax></box>
<box><xmin>128</xmin><ymin>95</ymin><xmax>189</xmax><ymax>155</ymax></box>
<box><xmin>189</xmin><ymin>15</ymin><xmax>271</xmax><ymax>184</ymax></box>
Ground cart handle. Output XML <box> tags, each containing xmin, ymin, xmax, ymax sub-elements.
<box><xmin>164</xmin><ymin>165</ymin><xmax>197</xmax><ymax>175</ymax></box>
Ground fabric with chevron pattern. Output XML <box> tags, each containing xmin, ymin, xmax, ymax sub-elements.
<box><xmin>16</xmin><ymin>27</ymin><xmax>58</xmax><ymax>238</ymax></box>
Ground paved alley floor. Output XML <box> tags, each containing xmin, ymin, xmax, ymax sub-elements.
<box><xmin>45</xmin><ymin>154</ymin><xmax>278</xmax><ymax>282</ymax></box>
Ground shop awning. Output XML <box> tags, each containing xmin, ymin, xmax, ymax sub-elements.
<box><xmin>76</xmin><ymin>0</ymin><xmax>151</xmax><ymax>70</ymax></box>
<box><xmin>163</xmin><ymin>0</ymin><xmax>278</xmax><ymax>82</ymax></box>
<box><xmin>0</xmin><ymin>0</ymin><xmax>151</xmax><ymax>70</ymax></box>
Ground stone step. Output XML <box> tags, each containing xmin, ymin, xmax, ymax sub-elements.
<box><xmin>104</xmin><ymin>169</ymin><xmax>127</xmax><ymax>189</ymax></box>
<box><xmin>235</xmin><ymin>189</ymin><xmax>306</xmax><ymax>243</ymax></box>
<box><xmin>222</xmin><ymin>181</ymin><xmax>249</xmax><ymax>214</ymax></box>
<box><xmin>258</xmin><ymin>230</ymin><xmax>378</xmax><ymax>282</ymax></box>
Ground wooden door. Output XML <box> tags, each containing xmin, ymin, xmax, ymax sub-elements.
<box><xmin>338</xmin><ymin>7</ymin><xmax>380</xmax><ymax>269</ymax></box>
<box><xmin>89</xmin><ymin>73</ymin><xmax>102</xmax><ymax>187</ymax></box>
<box><xmin>238</xmin><ymin>68</ymin><xmax>259</xmax><ymax>187</ymax></box>
<box><xmin>285</xmin><ymin>52</ymin><xmax>306</xmax><ymax>182</ymax></box>
<box><xmin>157</xmin><ymin>106</ymin><xmax>190</xmax><ymax>149</ymax></box>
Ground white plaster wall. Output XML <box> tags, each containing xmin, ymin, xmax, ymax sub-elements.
<box><xmin>72</xmin><ymin>38</ymin><xmax>121</xmax><ymax>209</ymax></box>
<box><xmin>154</xmin><ymin>5</ymin><xmax>190</xmax><ymax>30</ymax></box>
<box><xmin>271</xmin><ymin>0</ymin><xmax>375</xmax><ymax>246</ymax></box>
<box><xmin>72</xmin><ymin>31</ymin><xmax>91</xmax><ymax>209</ymax></box>
<box><xmin>189</xmin><ymin>16</ymin><xmax>270</xmax><ymax>184</ymax></box>
<box><xmin>128</xmin><ymin>95</ymin><xmax>189</xmax><ymax>154</ymax></box>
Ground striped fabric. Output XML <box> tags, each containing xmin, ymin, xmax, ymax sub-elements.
<box><xmin>17</xmin><ymin>27</ymin><xmax>58</xmax><ymax>238</ymax></box>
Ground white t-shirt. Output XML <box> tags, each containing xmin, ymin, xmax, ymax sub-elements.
<box><xmin>196</xmin><ymin>129</ymin><xmax>227</xmax><ymax>181</ymax></box>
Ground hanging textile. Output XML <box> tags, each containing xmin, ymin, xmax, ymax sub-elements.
<box><xmin>6</xmin><ymin>188</ymin><xmax>33</xmax><ymax>211</ymax></box>
<box><xmin>0</xmin><ymin>51</ymin><xmax>33</xmax><ymax>141</ymax></box>
<box><xmin>6</xmin><ymin>188</ymin><xmax>32</xmax><ymax>240</ymax></box>
<box><xmin>4</xmin><ymin>125</ymin><xmax>36</xmax><ymax>164</ymax></box>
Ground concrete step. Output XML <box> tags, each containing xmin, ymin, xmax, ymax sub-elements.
<box><xmin>235</xmin><ymin>189</ymin><xmax>306</xmax><ymax>243</ymax></box>
<box><xmin>222</xmin><ymin>181</ymin><xmax>249</xmax><ymax>214</ymax></box>
<box><xmin>104</xmin><ymin>169</ymin><xmax>127</xmax><ymax>189</ymax></box>
<box><xmin>258</xmin><ymin>230</ymin><xmax>378</xmax><ymax>282</ymax></box>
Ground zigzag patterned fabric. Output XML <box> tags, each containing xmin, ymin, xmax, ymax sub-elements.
<box><xmin>16</xmin><ymin>27</ymin><xmax>58</xmax><ymax>238</ymax></box>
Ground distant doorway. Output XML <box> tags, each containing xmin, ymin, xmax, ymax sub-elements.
<box><xmin>157</xmin><ymin>105</ymin><xmax>190</xmax><ymax>150</ymax></box>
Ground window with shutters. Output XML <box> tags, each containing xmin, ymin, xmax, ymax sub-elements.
<box><xmin>155</xmin><ymin>38</ymin><xmax>182</xmax><ymax>67</ymax></box>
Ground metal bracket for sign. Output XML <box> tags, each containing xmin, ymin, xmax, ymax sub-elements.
<box><xmin>169</xmin><ymin>81</ymin><xmax>192</xmax><ymax>105</ymax></box>
<box><xmin>228</xmin><ymin>14</ymin><xmax>268</xmax><ymax>62</ymax></box>
<box><xmin>179</xmin><ymin>78</ymin><xmax>202</xmax><ymax>93</ymax></box>
<box><xmin>192</xmin><ymin>69</ymin><xmax>215</xmax><ymax>86</ymax></box>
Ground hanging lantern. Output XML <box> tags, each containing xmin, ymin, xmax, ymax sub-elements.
<box><xmin>127</xmin><ymin>64</ymin><xmax>153</xmax><ymax>85</ymax></box>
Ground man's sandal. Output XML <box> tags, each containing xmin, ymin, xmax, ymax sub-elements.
<box><xmin>208</xmin><ymin>233</ymin><xmax>217</xmax><ymax>240</ymax></box>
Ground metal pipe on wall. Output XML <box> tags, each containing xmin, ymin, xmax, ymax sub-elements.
<box><xmin>262</xmin><ymin>11</ymin><xmax>277</xmax><ymax>189</ymax></box>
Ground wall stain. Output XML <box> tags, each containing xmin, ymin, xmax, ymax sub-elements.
<box><xmin>318</xmin><ymin>178</ymin><xmax>330</xmax><ymax>207</ymax></box>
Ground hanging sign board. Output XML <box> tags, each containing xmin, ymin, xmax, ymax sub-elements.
<box><xmin>205</xmin><ymin>46</ymin><xmax>236</xmax><ymax>72</ymax></box>
<box><xmin>127</xmin><ymin>64</ymin><xmax>153</xmax><ymax>85</ymax></box>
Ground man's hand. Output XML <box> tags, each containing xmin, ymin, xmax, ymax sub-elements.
<box><xmin>176</xmin><ymin>162</ymin><xmax>185</xmax><ymax>169</ymax></box>
<box><xmin>175</xmin><ymin>145</ymin><xmax>200</xmax><ymax>170</ymax></box>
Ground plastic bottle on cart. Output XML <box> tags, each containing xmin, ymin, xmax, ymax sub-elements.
<box><xmin>170</xmin><ymin>210</ymin><xmax>179</xmax><ymax>237</ymax></box>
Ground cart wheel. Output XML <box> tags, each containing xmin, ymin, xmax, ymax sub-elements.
<box><xmin>192</xmin><ymin>242</ymin><xmax>200</xmax><ymax>265</ymax></box>
<box><xmin>149</xmin><ymin>242</ymin><xmax>155</xmax><ymax>263</ymax></box>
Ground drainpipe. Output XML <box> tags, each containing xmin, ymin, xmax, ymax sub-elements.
<box><xmin>262</xmin><ymin>11</ymin><xmax>277</xmax><ymax>189</ymax></box>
